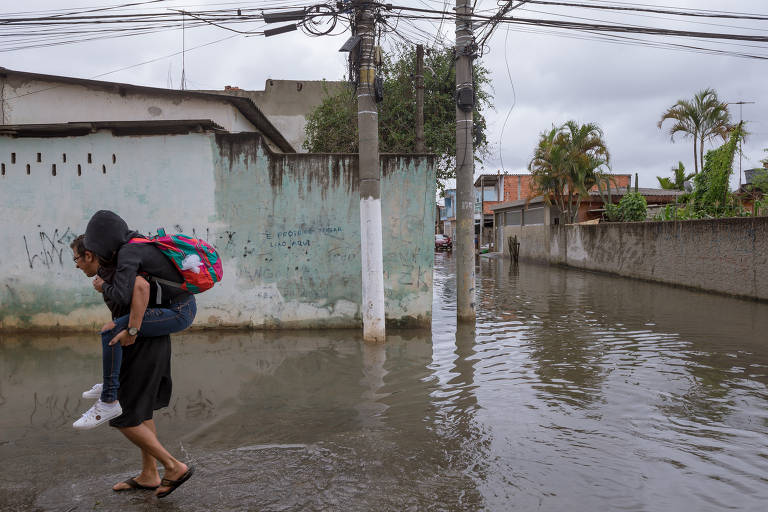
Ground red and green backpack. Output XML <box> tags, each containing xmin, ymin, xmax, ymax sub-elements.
<box><xmin>129</xmin><ymin>228</ymin><xmax>223</xmax><ymax>293</ymax></box>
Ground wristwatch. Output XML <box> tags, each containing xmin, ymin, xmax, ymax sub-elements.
<box><xmin>127</xmin><ymin>327</ymin><xmax>139</xmax><ymax>337</ymax></box>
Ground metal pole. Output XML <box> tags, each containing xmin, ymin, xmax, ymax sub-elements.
<box><xmin>480</xmin><ymin>175</ymin><xmax>485</xmax><ymax>248</ymax></box>
<box><xmin>415</xmin><ymin>44</ymin><xmax>425</xmax><ymax>153</ymax></box>
<box><xmin>356</xmin><ymin>2</ymin><xmax>386</xmax><ymax>341</ymax></box>
<box><xmin>726</xmin><ymin>100</ymin><xmax>755</xmax><ymax>189</ymax></box>
<box><xmin>455</xmin><ymin>0</ymin><xmax>475</xmax><ymax>321</ymax></box>
<box><xmin>739</xmin><ymin>103</ymin><xmax>744</xmax><ymax>188</ymax></box>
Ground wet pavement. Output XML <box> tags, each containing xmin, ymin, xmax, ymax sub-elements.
<box><xmin>2</xmin><ymin>254</ymin><xmax>768</xmax><ymax>511</ymax></box>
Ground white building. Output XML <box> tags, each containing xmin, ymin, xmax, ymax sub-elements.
<box><xmin>0</xmin><ymin>67</ymin><xmax>294</xmax><ymax>153</ymax></box>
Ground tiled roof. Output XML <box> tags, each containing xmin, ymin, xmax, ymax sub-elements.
<box><xmin>590</xmin><ymin>187</ymin><xmax>685</xmax><ymax>197</ymax></box>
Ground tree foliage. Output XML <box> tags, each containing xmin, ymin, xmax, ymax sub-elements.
<box><xmin>691</xmin><ymin>122</ymin><xmax>744</xmax><ymax>211</ymax></box>
<box><xmin>657</xmin><ymin>161</ymin><xmax>694</xmax><ymax>190</ymax></box>
<box><xmin>303</xmin><ymin>44</ymin><xmax>492</xmax><ymax>184</ymax></box>
<box><xmin>529</xmin><ymin>121</ymin><xmax>610</xmax><ymax>224</ymax></box>
<box><xmin>617</xmin><ymin>192</ymin><xmax>648</xmax><ymax>222</ymax></box>
<box><xmin>655</xmin><ymin>124</ymin><xmax>746</xmax><ymax>221</ymax></box>
<box><xmin>657</xmin><ymin>88</ymin><xmax>732</xmax><ymax>174</ymax></box>
<box><xmin>748</xmin><ymin>168</ymin><xmax>768</xmax><ymax>193</ymax></box>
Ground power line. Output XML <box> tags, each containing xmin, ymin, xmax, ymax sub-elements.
<box><xmin>3</xmin><ymin>33</ymin><xmax>239</xmax><ymax>101</ymax></box>
<box><xmin>523</xmin><ymin>1</ymin><xmax>768</xmax><ymax>21</ymax></box>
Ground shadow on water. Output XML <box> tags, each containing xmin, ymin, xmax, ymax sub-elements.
<box><xmin>2</xmin><ymin>254</ymin><xmax>768</xmax><ymax>511</ymax></box>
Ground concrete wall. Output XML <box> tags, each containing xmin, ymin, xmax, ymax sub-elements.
<box><xmin>0</xmin><ymin>131</ymin><xmax>435</xmax><ymax>331</ymax></box>
<box><xmin>0</xmin><ymin>75</ymin><xmax>257</xmax><ymax>133</ymax></box>
<box><xmin>200</xmin><ymin>80</ymin><xmax>347</xmax><ymax>153</ymax></box>
<box><xmin>498</xmin><ymin>225</ymin><xmax>551</xmax><ymax>261</ymax></box>
<box><xmin>497</xmin><ymin>218</ymin><xmax>768</xmax><ymax>301</ymax></box>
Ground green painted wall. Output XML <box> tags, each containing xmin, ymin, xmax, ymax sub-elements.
<box><xmin>212</xmin><ymin>133</ymin><xmax>435</xmax><ymax>328</ymax></box>
<box><xmin>0</xmin><ymin>131</ymin><xmax>435</xmax><ymax>330</ymax></box>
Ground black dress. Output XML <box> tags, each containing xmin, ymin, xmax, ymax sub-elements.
<box><xmin>109</xmin><ymin>333</ymin><xmax>172</xmax><ymax>428</ymax></box>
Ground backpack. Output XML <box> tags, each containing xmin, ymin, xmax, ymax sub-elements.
<box><xmin>129</xmin><ymin>228</ymin><xmax>223</xmax><ymax>294</ymax></box>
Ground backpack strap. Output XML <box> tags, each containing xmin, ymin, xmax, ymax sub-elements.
<box><xmin>152</xmin><ymin>277</ymin><xmax>185</xmax><ymax>289</ymax></box>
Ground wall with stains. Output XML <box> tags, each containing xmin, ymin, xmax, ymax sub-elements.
<box><xmin>497</xmin><ymin>218</ymin><xmax>768</xmax><ymax>302</ymax></box>
<box><xmin>0</xmin><ymin>131</ymin><xmax>434</xmax><ymax>331</ymax></box>
<box><xmin>199</xmin><ymin>79</ymin><xmax>348</xmax><ymax>152</ymax></box>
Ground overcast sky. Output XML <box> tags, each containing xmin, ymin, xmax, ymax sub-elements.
<box><xmin>3</xmin><ymin>0</ymin><xmax>766</xmax><ymax>188</ymax></box>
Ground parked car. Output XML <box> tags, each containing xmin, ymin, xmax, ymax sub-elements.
<box><xmin>435</xmin><ymin>234</ymin><xmax>452</xmax><ymax>251</ymax></box>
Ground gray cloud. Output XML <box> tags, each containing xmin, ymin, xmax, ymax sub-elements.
<box><xmin>3</xmin><ymin>0</ymin><xmax>766</xmax><ymax>188</ymax></box>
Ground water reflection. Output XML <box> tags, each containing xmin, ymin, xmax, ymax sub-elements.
<box><xmin>0</xmin><ymin>330</ymin><xmax>487</xmax><ymax>511</ymax></box>
<box><xmin>2</xmin><ymin>256</ymin><xmax>768</xmax><ymax>511</ymax></box>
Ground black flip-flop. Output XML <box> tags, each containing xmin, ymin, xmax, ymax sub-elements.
<box><xmin>156</xmin><ymin>465</ymin><xmax>195</xmax><ymax>498</ymax></box>
<box><xmin>114</xmin><ymin>477</ymin><xmax>159</xmax><ymax>492</ymax></box>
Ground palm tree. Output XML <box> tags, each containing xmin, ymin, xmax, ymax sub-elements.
<box><xmin>657</xmin><ymin>161</ymin><xmax>694</xmax><ymax>190</ymax></box>
<box><xmin>530</xmin><ymin>126</ymin><xmax>569</xmax><ymax>220</ymax></box>
<box><xmin>530</xmin><ymin>121</ymin><xmax>610</xmax><ymax>223</ymax></box>
<box><xmin>658</xmin><ymin>88</ymin><xmax>732</xmax><ymax>174</ymax></box>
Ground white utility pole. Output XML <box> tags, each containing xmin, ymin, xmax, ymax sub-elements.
<box><xmin>355</xmin><ymin>2</ymin><xmax>386</xmax><ymax>341</ymax></box>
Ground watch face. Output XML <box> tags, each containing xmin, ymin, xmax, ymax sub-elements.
<box><xmin>128</xmin><ymin>327</ymin><xmax>139</xmax><ymax>336</ymax></box>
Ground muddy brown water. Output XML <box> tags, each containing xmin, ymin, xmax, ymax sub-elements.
<box><xmin>2</xmin><ymin>254</ymin><xmax>768</xmax><ymax>511</ymax></box>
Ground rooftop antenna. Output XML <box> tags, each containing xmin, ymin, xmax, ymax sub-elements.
<box><xmin>180</xmin><ymin>12</ymin><xmax>186</xmax><ymax>91</ymax></box>
<box><xmin>727</xmin><ymin>100</ymin><xmax>755</xmax><ymax>188</ymax></box>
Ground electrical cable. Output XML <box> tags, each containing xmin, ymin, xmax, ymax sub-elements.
<box><xmin>497</xmin><ymin>21</ymin><xmax>517</xmax><ymax>173</ymax></box>
<box><xmin>3</xmin><ymin>33</ymin><xmax>240</xmax><ymax>101</ymax></box>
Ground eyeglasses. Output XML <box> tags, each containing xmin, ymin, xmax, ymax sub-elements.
<box><xmin>73</xmin><ymin>255</ymin><xmax>82</xmax><ymax>263</ymax></box>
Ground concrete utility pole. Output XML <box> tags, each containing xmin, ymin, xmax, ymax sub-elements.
<box><xmin>455</xmin><ymin>0</ymin><xmax>476</xmax><ymax>321</ymax></box>
<box><xmin>355</xmin><ymin>2</ymin><xmax>386</xmax><ymax>341</ymax></box>
<box><xmin>415</xmin><ymin>44</ymin><xmax>425</xmax><ymax>153</ymax></box>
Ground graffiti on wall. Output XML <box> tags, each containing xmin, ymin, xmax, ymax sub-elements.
<box><xmin>23</xmin><ymin>227</ymin><xmax>76</xmax><ymax>269</ymax></box>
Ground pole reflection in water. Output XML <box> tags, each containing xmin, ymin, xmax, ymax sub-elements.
<box><xmin>1</xmin><ymin>253</ymin><xmax>768</xmax><ymax>511</ymax></box>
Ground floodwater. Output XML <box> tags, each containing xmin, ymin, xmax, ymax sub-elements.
<box><xmin>2</xmin><ymin>255</ymin><xmax>768</xmax><ymax>511</ymax></box>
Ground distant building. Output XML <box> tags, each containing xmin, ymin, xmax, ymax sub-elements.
<box><xmin>197</xmin><ymin>79</ymin><xmax>347</xmax><ymax>153</ymax></box>
<box><xmin>490</xmin><ymin>187</ymin><xmax>685</xmax><ymax>250</ymax></box>
<box><xmin>439</xmin><ymin>189</ymin><xmax>457</xmax><ymax>239</ymax></box>
<box><xmin>474</xmin><ymin>172</ymin><xmax>632</xmax><ymax>247</ymax></box>
<box><xmin>735</xmin><ymin>162</ymin><xmax>768</xmax><ymax>214</ymax></box>
<box><xmin>0</xmin><ymin>67</ymin><xmax>294</xmax><ymax>152</ymax></box>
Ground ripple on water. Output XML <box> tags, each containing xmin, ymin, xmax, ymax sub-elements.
<box><xmin>3</xmin><ymin>257</ymin><xmax>768</xmax><ymax>511</ymax></box>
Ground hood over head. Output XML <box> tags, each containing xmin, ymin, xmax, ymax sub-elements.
<box><xmin>83</xmin><ymin>210</ymin><xmax>138</xmax><ymax>262</ymax></box>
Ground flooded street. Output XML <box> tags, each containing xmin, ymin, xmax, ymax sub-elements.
<box><xmin>2</xmin><ymin>254</ymin><xmax>768</xmax><ymax>511</ymax></box>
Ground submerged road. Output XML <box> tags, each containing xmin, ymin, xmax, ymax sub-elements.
<box><xmin>1</xmin><ymin>254</ymin><xmax>768</xmax><ymax>510</ymax></box>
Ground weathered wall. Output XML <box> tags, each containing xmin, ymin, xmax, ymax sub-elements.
<box><xmin>497</xmin><ymin>225</ymin><xmax>550</xmax><ymax>262</ymax></box>
<box><xmin>500</xmin><ymin>219</ymin><xmax>768</xmax><ymax>301</ymax></box>
<box><xmin>200</xmin><ymin>80</ymin><xmax>347</xmax><ymax>153</ymax></box>
<box><xmin>0</xmin><ymin>131</ymin><xmax>434</xmax><ymax>330</ymax></box>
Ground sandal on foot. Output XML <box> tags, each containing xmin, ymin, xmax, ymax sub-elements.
<box><xmin>156</xmin><ymin>465</ymin><xmax>195</xmax><ymax>498</ymax></box>
<box><xmin>114</xmin><ymin>477</ymin><xmax>159</xmax><ymax>492</ymax></box>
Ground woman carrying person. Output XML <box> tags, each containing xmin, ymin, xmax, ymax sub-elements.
<box><xmin>81</xmin><ymin>210</ymin><xmax>195</xmax><ymax>498</ymax></box>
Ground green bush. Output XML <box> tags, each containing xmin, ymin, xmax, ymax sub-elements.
<box><xmin>603</xmin><ymin>203</ymin><xmax>621</xmax><ymax>222</ymax></box>
<box><xmin>618</xmin><ymin>192</ymin><xmax>648</xmax><ymax>222</ymax></box>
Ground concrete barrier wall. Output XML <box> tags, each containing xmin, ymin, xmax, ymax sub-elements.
<box><xmin>0</xmin><ymin>132</ymin><xmax>435</xmax><ymax>330</ymax></box>
<box><xmin>505</xmin><ymin>218</ymin><xmax>768</xmax><ymax>301</ymax></box>
<box><xmin>498</xmin><ymin>225</ymin><xmax>551</xmax><ymax>262</ymax></box>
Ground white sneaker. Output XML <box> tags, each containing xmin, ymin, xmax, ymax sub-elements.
<box><xmin>82</xmin><ymin>383</ymin><xmax>103</xmax><ymax>399</ymax></box>
<box><xmin>73</xmin><ymin>400</ymin><xmax>122</xmax><ymax>430</ymax></box>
